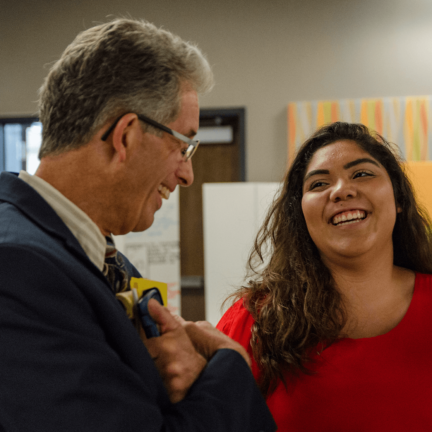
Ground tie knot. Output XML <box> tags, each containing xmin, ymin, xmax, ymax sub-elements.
<box><xmin>103</xmin><ymin>236</ymin><xmax>128</xmax><ymax>293</ymax></box>
<box><xmin>105</xmin><ymin>236</ymin><xmax>117</xmax><ymax>259</ymax></box>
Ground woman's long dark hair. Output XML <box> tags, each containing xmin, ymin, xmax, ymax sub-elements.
<box><xmin>234</xmin><ymin>122</ymin><xmax>432</xmax><ymax>397</ymax></box>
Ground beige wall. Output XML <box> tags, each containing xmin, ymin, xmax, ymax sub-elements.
<box><xmin>2</xmin><ymin>0</ymin><xmax>432</xmax><ymax>181</ymax></box>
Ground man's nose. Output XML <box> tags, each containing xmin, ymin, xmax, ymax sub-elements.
<box><xmin>177</xmin><ymin>158</ymin><xmax>194</xmax><ymax>187</ymax></box>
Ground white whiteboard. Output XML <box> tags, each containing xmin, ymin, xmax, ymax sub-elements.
<box><xmin>203</xmin><ymin>182</ymin><xmax>281</xmax><ymax>325</ymax></box>
<box><xmin>113</xmin><ymin>189</ymin><xmax>181</xmax><ymax>314</ymax></box>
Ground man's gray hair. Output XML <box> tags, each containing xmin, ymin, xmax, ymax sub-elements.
<box><xmin>38</xmin><ymin>18</ymin><xmax>214</xmax><ymax>157</ymax></box>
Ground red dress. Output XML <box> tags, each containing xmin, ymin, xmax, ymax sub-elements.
<box><xmin>217</xmin><ymin>273</ymin><xmax>432</xmax><ymax>431</ymax></box>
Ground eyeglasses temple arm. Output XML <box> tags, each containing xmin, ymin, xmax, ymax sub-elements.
<box><xmin>101</xmin><ymin>116</ymin><xmax>123</xmax><ymax>141</ymax></box>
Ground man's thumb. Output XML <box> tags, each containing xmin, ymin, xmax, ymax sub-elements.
<box><xmin>146</xmin><ymin>299</ymin><xmax>178</xmax><ymax>333</ymax></box>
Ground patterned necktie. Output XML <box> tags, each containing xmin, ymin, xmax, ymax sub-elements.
<box><xmin>103</xmin><ymin>236</ymin><xmax>129</xmax><ymax>294</ymax></box>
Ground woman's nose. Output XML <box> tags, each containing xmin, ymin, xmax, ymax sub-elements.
<box><xmin>329</xmin><ymin>179</ymin><xmax>357</xmax><ymax>202</ymax></box>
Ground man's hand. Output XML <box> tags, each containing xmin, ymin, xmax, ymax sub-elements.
<box><xmin>141</xmin><ymin>299</ymin><xmax>207</xmax><ymax>404</ymax></box>
<box><xmin>181</xmin><ymin>319</ymin><xmax>252</xmax><ymax>369</ymax></box>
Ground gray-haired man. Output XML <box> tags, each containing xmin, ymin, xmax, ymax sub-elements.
<box><xmin>0</xmin><ymin>18</ymin><xmax>275</xmax><ymax>432</ymax></box>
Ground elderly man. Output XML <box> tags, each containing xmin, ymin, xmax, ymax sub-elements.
<box><xmin>0</xmin><ymin>18</ymin><xmax>275</xmax><ymax>432</ymax></box>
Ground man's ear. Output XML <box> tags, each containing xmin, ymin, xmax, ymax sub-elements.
<box><xmin>396</xmin><ymin>205</ymin><xmax>402</xmax><ymax>213</ymax></box>
<box><xmin>111</xmin><ymin>113</ymin><xmax>141</xmax><ymax>163</ymax></box>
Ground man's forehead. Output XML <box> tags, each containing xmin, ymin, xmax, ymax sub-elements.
<box><xmin>170</xmin><ymin>89</ymin><xmax>199</xmax><ymax>137</ymax></box>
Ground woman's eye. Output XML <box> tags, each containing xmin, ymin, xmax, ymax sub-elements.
<box><xmin>353</xmin><ymin>170</ymin><xmax>372</xmax><ymax>179</ymax></box>
<box><xmin>310</xmin><ymin>181</ymin><xmax>326</xmax><ymax>190</ymax></box>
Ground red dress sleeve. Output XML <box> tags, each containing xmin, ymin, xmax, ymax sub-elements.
<box><xmin>217</xmin><ymin>299</ymin><xmax>261</xmax><ymax>380</ymax></box>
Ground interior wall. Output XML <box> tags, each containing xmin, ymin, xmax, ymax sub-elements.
<box><xmin>2</xmin><ymin>0</ymin><xmax>432</xmax><ymax>181</ymax></box>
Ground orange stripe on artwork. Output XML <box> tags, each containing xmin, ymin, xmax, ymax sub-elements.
<box><xmin>375</xmin><ymin>101</ymin><xmax>383</xmax><ymax>135</ymax></box>
<box><xmin>288</xmin><ymin>104</ymin><xmax>297</xmax><ymax>166</ymax></box>
<box><xmin>420</xmin><ymin>100</ymin><xmax>428</xmax><ymax>160</ymax></box>
<box><xmin>331</xmin><ymin>102</ymin><xmax>339</xmax><ymax>122</ymax></box>
<box><xmin>360</xmin><ymin>101</ymin><xmax>368</xmax><ymax>126</ymax></box>
<box><xmin>317</xmin><ymin>103</ymin><xmax>325</xmax><ymax>128</ymax></box>
<box><xmin>412</xmin><ymin>100</ymin><xmax>420</xmax><ymax>161</ymax></box>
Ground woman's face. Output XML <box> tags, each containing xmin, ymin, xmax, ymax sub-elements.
<box><xmin>301</xmin><ymin>140</ymin><xmax>398</xmax><ymax>267</ymax></box>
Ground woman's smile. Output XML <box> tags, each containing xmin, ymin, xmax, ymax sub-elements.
<box><xmin>330</xmin><ymin>209</ymin><xmax>367</xmax><ymax>226</ymax></box>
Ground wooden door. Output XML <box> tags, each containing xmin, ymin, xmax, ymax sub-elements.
<box><xmin>180</xmin><ymin>108</ymin><xmax>245</xmax><ymax>321</ymax></box>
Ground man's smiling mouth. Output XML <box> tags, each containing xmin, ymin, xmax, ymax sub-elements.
<box><xmin>158</xmin><ymin>184</ymin><xmax>170</xmax><ymax>200</ymax></box>
<box><xmin>332</xmin><ymin>210</ymin><xmax>367</xmax><ymax>226</ymax></box>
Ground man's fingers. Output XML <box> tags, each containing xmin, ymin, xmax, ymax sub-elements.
<box><xmin>182</xmin><ymin>321</ymin><xmax>252</xmax><ymax>368</ymax></box>
<box><xmin>172</xmin><ymin>313</ymin><xmax>186</xmax><ymax>325</ymax></box>
<box><xmin>139</xmin><ymin>305</ymin><xmax>208</xmax><ymax>404</ymax></box>
<box><xmin>195</xmin><ymin>320</ymin><xmax>214</xmax><ymax>330</ymax></box>
<box><xmin>146</xmin><ymin>299</ymin><xmax>179</xmax><ymax>333</ymax></box>
<box><xmin>182</xmin><ymin>321</ymin><xmax>218</xmax><ymax>358</ymax></box>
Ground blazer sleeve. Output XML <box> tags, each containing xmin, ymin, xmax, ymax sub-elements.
<box><xmin>0</xmin><ymin>245</ymin><xmax>275</xmax><ymax>432</ymax></box>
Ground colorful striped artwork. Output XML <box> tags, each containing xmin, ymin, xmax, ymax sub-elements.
<box><xmin>287</xmin><ymin>96</ymin><xmax>432</xmax><ymax>164</ymax></box>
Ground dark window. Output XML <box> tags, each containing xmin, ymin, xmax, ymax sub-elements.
<box><xmin>0</xmin><ymin>118</ymin><xmax>42</xmax><ymax>174</ymax></box>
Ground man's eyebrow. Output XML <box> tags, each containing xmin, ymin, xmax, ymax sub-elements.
<box><xmin>303</xmin><ymin>158</ymin><xmax>380</xmax><ymax>183</ymax></box>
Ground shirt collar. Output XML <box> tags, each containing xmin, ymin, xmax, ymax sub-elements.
<box><xmin>18</xmin><ymin>170</ymin><xmax>106</xmax><ymax>271</ymax></box>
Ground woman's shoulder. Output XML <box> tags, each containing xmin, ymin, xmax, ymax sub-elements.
<box><xmin>414</xmin><ymin>272</ymin><xmax>432</xmax><ymax>290</ymax></box>
<box><xmin>217</xmin><ymin>297</ymin><xmax>262</xmax><ymax>380</ymax></box>
<box><xmin>415</xmin><ymin>273</ymin><xmax>432</xmax><ymax>286</ymax></box>
<box><xmin>216</xmin><ymin>297</ymin><xmax>255</xmax><ymax>344</ymax></box>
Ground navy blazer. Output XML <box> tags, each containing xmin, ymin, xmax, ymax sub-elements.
<box><xmin>0</xmin><ymin>172</ymin><xmax>275</xmax><ymax>432</ymax></box>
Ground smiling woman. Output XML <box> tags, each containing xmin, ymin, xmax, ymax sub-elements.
<box><xmin>217</xmin><ymin>122</ymin><xmax>432</xmax><ymax>431</ymax></box>
<box><xmin>301</xmin><ymin>140</ymin><xmax>399</xmax><ymax>265</ymax></box>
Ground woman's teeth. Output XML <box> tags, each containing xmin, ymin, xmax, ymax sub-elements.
<box><xmin>332</xmin><ymin>210</ymin><xmax>366</xmax><ymax>226</ymax></box>
<box><xmin>158</xmin><ymin>185</ymin><xmax>170</xmax><ymax>200</ymax></box>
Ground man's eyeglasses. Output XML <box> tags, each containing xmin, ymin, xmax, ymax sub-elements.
<box><xmin>101</xmin><ymin>113</ymin><xmax>200</xmax><ymax>161</ymax></box>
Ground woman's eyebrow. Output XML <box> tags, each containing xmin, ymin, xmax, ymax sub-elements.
<box><xmin>343</xmin><ymin>158</ymin><xmax>380</xmax><ymax>170</ymax></box>
<box><xmin>303</xmin><ymin>158</ymin><xmax>380</xmax><ymax>183</ymax></box>
<box><xmin>303</xmin><ymin>169</ymin><xmax>329</xmax><ymax>183</ymax></box>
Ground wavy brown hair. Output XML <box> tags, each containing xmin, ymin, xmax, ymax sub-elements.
<box><xmin>234</xmin><ymin>122</ymin><xmax>432</xmax><ymax>397</ymax></box>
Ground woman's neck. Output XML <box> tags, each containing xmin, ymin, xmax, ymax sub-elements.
<box><xmin>323</xmin><ymin>252</ymin><xmax>415</xmax><ymax>339</ymax></box>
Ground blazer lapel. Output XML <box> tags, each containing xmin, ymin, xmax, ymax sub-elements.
<box><xmin>0</xmin><ymin>172</ymin><xmax>96</xmax><ymax>268</ymax></box>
